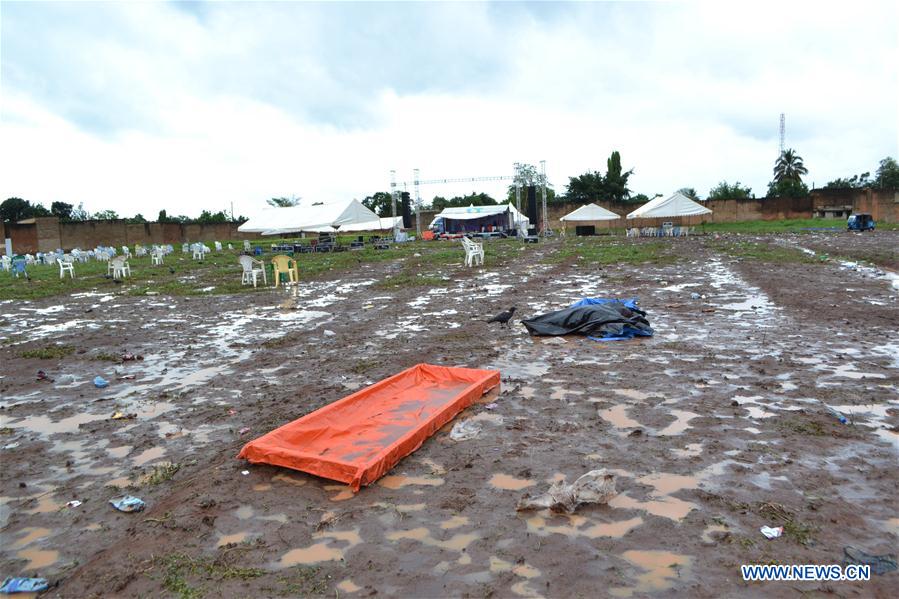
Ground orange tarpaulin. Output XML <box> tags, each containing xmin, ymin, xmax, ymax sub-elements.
<box><xmin>238</xmin><ymin>363</ymin><xmax>500</xmax><ymax>490</ymax></box>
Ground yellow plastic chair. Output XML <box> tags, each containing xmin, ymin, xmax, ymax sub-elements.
<box><xmin>271</xmin><ymin>254</ymin><xmax>299</xmax><ymax>287</ymax></box>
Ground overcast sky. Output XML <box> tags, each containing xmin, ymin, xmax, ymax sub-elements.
<box><xmin>2</xmin><ymin>0</ymin><xmax>897</xmax><ymax>219</ymax></box>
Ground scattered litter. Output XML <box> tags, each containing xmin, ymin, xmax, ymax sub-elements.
<box><xmin>484</xmin><ymin>403</ymin><xmax>498</xmax><ymax>410</ymax></box>
<box><xmin>690</xmin><ymin>292</ymin><xmax>701</xmax><ymax>300</ymax></box>
<box><xmin>2</xmin><ymin>443</ymin><xmax>20</xmax><ymax>450</ymax></box>
<box><xmin>542</xmin><ymin>337</ymin><xmax>568</xmax><ymax>345</ymax></box>
<box><xmin>121</xmin><ymin>353</ymin><xmax>143</xmax><ymax>362</ymax></box>
<box><xmin>228</xmin><ymin>409</ymin><xmax>237</xmax><ymax>416</ymax></box>
<box><xmin>517</xmin><ymin>469</ymin><xmax>617</xmax><ymax>513</ymax></box>
<box><xmin>821</xmin><ymin>402</ymin><xmax>849</xmax><ymax>424</ymax></box>
<box><xmin>450</xmin><ymin>419</ymin><xmax>482</xmax><ymax>441</ymax></box>
<box><xmin>0</xmin><ymin>577</ymin><xmax>50</xmax><ymax>594</ymax></box>
<box><xmin>117</xmin><ymin>374</ymin><xmax>136</xmax><ymax>380</ymax></box>
<box><xmin>93</xmin><ymin>376</ymin><xmax>109</xmax><ymax>388</ymax></box>
<box><xmin>241</xmin><ymin>470</ymin><xmax>250</xmax><ymax>476</ymax></box>
<box><xmin>111</xmin><ymin>412</ymin><xmax>135</xmax><ymax>420</ymax></box>
<box><xmin>323</xmin><ymin>330</ymin><xmax>336</xmax><ymax>337</ymax></box>
<box><xmin>66</xmin><ymin>500</ymin><xmax>83</xmax><ymax>508</ymax></box>
<box><xmin>760</xmin><ymin>525</ymin><xmax>783</xmax><ymax>539</ymax></box>
<box><xmin>36</xmin><ymin>370</ymin><xmax>54</xmax><ymax>382</ymax></box>
<box><xmin>239</xmin><ymin>427</ymin><xmax>250</xmax><ymax>436</ymax></box>
<box><xmin>110</xmin><ymin>495</ymin><xmax>145</xmax><ymax>512</ymax></box>
<box><xmin>843</xmin><ymin>546</ymin><xmax>897</xmax><ymax>575</ymax></box>
<box><xmin>413</xmin><ymin>253</ymin><xmax>422</xmax><ymax>257</ymax></box>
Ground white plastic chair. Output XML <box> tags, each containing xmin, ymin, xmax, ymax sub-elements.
<box><xmin>1</xmin><ymin>255</ymin><xmax>11</xmax><ymax>271</ymax></box>
<box><xmin>135</xmin><ymin>245</ymin><xmax>147</xmax><ymax>257</ymax></box>
<box><xmin>214</xmin><ymin>241</ymin><xmax>222</xmax><ymax>252</ymax></box>
<box><xmin>182</xmin><ymin>243</ymin><xmax>189</xmax><ymax>254</ymax></box>
<box><xmin>227</xmin><ymin>243</ymin><xmax>233</xmax><ymax>250</ymax></box>
<box><xmin>110</xmin><ymin>255</ymin><xmax>131</xmax><ymax>279</ymax></box>
<box><xmin>192</xmin><ymin>244</ymin><xmax>204</xmax><ymax>260</ymax></box>
<box><xmin>239</xmin><ymin>255</ymin><xmax>266</xmax><ymax>288</ymax></box>
<box><xmin>151</xmin><ymin>251</ymin><xmax>164</xmax><ymax>266</ymax></box>
<box><xmin>58</xmin><ymin>256</ymin><xmax>75</xmax><ymax>279</ymax></box>
<box><xmin>461</xmin><ymin>237</ymin><xmax>484</xmax><ymax>267</ymax></box>
<box><xmin>243</xmin><ymin>240</ymin><xmax>251</xmax><ymax>251</ymax></box>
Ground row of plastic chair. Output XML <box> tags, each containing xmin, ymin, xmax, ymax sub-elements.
<box><xmin>626</xmin><ymin>226</ymin><xmax>692</xmax><ymax>238</ymax></box>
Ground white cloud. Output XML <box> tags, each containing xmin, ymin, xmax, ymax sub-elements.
<box><xmin>1</xmin><ymin>0</ymin><xmax>896</xmax><ymax>218</ymax></box>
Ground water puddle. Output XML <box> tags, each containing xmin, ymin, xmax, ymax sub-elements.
<box><xmin>386</xmin><ymin>527</ymin><xmax>478</xmax><ymax>552</ymax></box>
<box><xmin>277</xmin><ymin>529</ymin><xmax>362</xmax><ymax>567</ymax></box>
<box><xmin>599</xmin><ymin>405</ymin><xmax>642</xmax><ymax>430</ymax></box>
<box><xmin>525</xmin><ymin>513</ymin><xmax>644</xmax><ymax>539</ymax></box>
<box><xmin>614</xmin><ymin>389</ymin><xmax>651</xmax><ymax>401</ymax></box>
<box><xmin>489</xmin><ymin>474</ymin><xmax>536</xmax><ymax>491</ymax></box>
<box><xmin>378</xmin><ymin>475</ymin><xmax>444</xmax><ymax>490</ymax></box>
<box><xmin>610</xmin><ymin>550</ymin><xmax>692</xmax><ymax>597</ymax></box>
<box><xmin>337</xmin><ymin>580</ymin><xmax>361</xmax><ymax>594</ymax></box>
<box><xmin>216</xmin><ymin>532</ymin><xmax>249</xmax><ymax>547</ymax></box>
<box><xmin>16</xmin><ymin>548</ymin><xmax>59</xmax><ymax>570</ymax></box>
<box><xmin>132</xmin><ymin>446</ymin><xmax>166</xmax><ymax>467</ymax></box>
<box><xmin>701</xmin><ymin>524</ymin><xmax>729</xmax><ymax>544</ymax></box>
<box><xmin>440</xmin><ymin>516</ymin><xmax>469</xmax><ymax>530</ymax></box>
<box><xmin>11</xmin><ymin>527</ymin><xmax>53</xmax><ymax>549</ymax></box>
<box><xmin>656</xmin><ymin>410</ymin><xmax>699</xmax><ymax>436</ymax></box>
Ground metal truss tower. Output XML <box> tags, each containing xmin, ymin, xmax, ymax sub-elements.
<box><xmin>540</xmin><ymin>160</ymin><xmax>551</xmax><ymax>236</ymax></box>
<box><xmin>413</xmin><ymin>168</ymin><xmax>422</xmax><ymax>236</ymax></box>
<box><xmin>390</xmin><ymin>170</ymin><xmax>400</xmax><ymax>240</ymax></box>
<box><xmin>779</xmin><ymin>113</ymin><xmax>785</xmax><ymax>156</ymax></box>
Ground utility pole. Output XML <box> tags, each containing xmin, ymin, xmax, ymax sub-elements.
<box><xmin>779</xmin><ymin>113</ymin><xmax>785</xmax><ymax>156</ymax></box>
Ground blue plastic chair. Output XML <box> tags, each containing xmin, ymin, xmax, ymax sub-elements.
<box><xmin>12</xmin><ymin>257</ymin><xmax>27</xmax><ymax>278</ymax></box>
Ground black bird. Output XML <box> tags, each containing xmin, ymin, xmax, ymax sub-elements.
<box><xmin>486</xmin><ymin>306</ymin><xmax>516</xmax><ymax>327</ymax></box>
<box><xmin>168</xmin><ymin>267</ymin><xmax>175</xmax><ymax>274</ymax></box>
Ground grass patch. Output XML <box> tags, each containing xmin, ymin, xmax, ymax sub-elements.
<box><xmin>275</xmin><ymin>565</ymin><xmax>331</xmax><ymax>597</ymax></box>
<box><xmin>547</xmin><ymin>237</ymin><xmax>680</xmax><ymax>266</ymax></box>
<box><xmin>140</xmin><ymin>462</ymin><xmax>181</xmax><ymax>485</ymax></box>
<box><xmin>91</xmin><ymin>352</ymin><xmax>121</xmax><ymax>362</ymax></box>
<box><xmin>756</xmin><ymin>502</ymin><xmax>817</xmax><ymax>546</ymax></box>
<box><xmin>19</xmin><ymin>344</ymin><xmax>76</xmax><ymax>359</ymax></box>
<box><xmin>350</xmin><ymin>358</ymin><xmax>381</xmax><ymax>374</ymax></box>
<box><xmin>262</xmin><ymin>335</ymin><xmax>295</xmax><ymax>349</ymax></box>
<box><xmin>776</xmin><ymin>417</ymin><xmax>826</xmax><ymax>436</ymax></box>
<box><xmin>153</xmin><ymin>552</ymin><xmax>265</xmax><ymax>599</ymax></box>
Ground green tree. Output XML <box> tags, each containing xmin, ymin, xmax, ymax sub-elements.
<box><xmin>708</xmin><ymin>181</ymin><xmax>753</xmax><ymax>200</ymax></box>
<box><xmin>677</xmin><ymin>187</ymin><xmax>700</xmax><ymax>201</ymax></box>
<box><xmin>92</xmin><ymin>210</ymin><xmax>119</xmax><ymax>220</ymax></box>
<box><xmin>767</xmin><ymin>178</ymin><xmax>809</xmax><ymax>198</ymax></box>
<box><xmin>446</xmin><ymin>192</ymin><xmax>497</xmax><ymax>208</ymax></box>
<box><xmin>127</xmin><ymin>213</ymin><xmax>148</xmax><ymax>224</ymax></box>
<box><xmin>772</xmin><ymin>149</ymin><xmax>808</xmax><ymax>184</ymax></box>
<box><xmin>429</xmin><ymin>196</ymin><xmax>448</xmax><ymax>211</ymax></box>
<box><xmin>51</xmin><ymin>201</ymin><xmax>74</xmax><ymax>220</ymax></box>
<box><xmin>268</xmin><ymin>196</ymin><xmax>300</xmax><ymax>207</ymax></box>
<box><xmin>362</xmin><ymin>191</ymin><xmax>395</xmax><ymax>218</ymax></box>
<box><xmin>566</xmin><ymin>151</ymin><xmax>633</xmax><ymax>204</ymax></box>
<box><xmin>875</xmin><ymin>157</ymin><xmax>899</xmax><ymax>188</ymax></box>
<box><xmin>0</xmin><ymin>197</ymin><xmax>51</xmax><ymax>222</ymax></box>
<box><xmin>824</xmin><ymin>172</ymin><xmax>872</xmax><ymax>189</ymax></box>
<box><xmin>157</xmin><ymin>209</ymin><xmax>173</xmax><ymax>223</ymax></box>
<box><xmin>195</xmin><ymin>210</ymin><xmax>230</xmax><ymax>224</ymax></box>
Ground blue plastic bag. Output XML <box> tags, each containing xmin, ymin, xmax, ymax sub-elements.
<box><xmin>0</xmin><ymin>577</ymin><xmax>49</xmax><ymax>594</ymax></box>
<box><xmin>93</xmin><ymin>376</ymin><xmax>109</xmax><ymax>388</ymax></box>
<box><xmin>109</xmin><ymin>495</ymin><xmax>145</xmax><ymax>512</ymax></box>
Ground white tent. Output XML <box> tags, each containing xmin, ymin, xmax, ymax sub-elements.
<box><xmin>305</xmin><ymin>216</ymin><xmax>402</xmax><ymax>233</ymax></box>
<box><xmin>560</xmin><ymin>203</ymin><xmax>621</xmax><ymax>222</ymax></box>
<box><xmin>238</xmin><ymin>200</ymin><xmax>380</xmax><ymax>235</ymax></box>
<box><xmin>626</xmin><ymin>192</ymin><xmax>712</xmax><ymax>219</ymax></box>
<box><xmin>429</xmin><ymin>203</ymin><xmax>529</xmax><ymax>229</ymax></box>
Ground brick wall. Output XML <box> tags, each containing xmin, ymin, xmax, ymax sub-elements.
<box><xmin>5</xmin><ymin>218</ymin><xmax>259</xmax><ymax>254</ymax></box>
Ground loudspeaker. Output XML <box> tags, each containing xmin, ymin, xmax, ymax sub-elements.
<box><xmin>401</xmin><ymin>192</ymin><xmax>412</xmax><ymax>229</ymax></box>
<box><xmin>527</xmin><ymin>186</ymin><xmax>537</xmax><ymax>226</ymax></box>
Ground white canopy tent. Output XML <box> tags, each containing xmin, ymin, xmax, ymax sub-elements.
<box><xmin>238</xmin><ymin>200</ymin><xmax>380</xmax><ymax>235</ymax></box>
<box><xmin>305</xmin><ymin>216</ymin><xmax>402</xmax><ymax>234</ymax></box>
<box><xmin>626</xmin><ymin>192</ymin><xmax>712</xmax><ymax>219</ymax></box>
<box><xmin>428</xmin><ymin>203</ymin><xmax>529</xmax><ymax>230</ymax></box>
<box><xmin>560</xmin><ymin>203</ymin><xmax>621</xmax><ymax>222</ymax></box>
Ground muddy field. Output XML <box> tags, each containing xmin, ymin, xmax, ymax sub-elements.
<box><xmin>1</xmin><ymin>231</ymin><xmax>897</xmax><ymax>598</ymax></box>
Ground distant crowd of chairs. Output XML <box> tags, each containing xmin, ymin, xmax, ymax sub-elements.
<box><xmin>626</xmin><ymin>225</ymin><xmax>692</xmax><ymax>238</ymax></box>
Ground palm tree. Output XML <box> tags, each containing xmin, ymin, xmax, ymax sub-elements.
<box><xmin>773</xmin><ymin>149</ymin><xmax>808</xmax><ymax>183</ymax></box>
